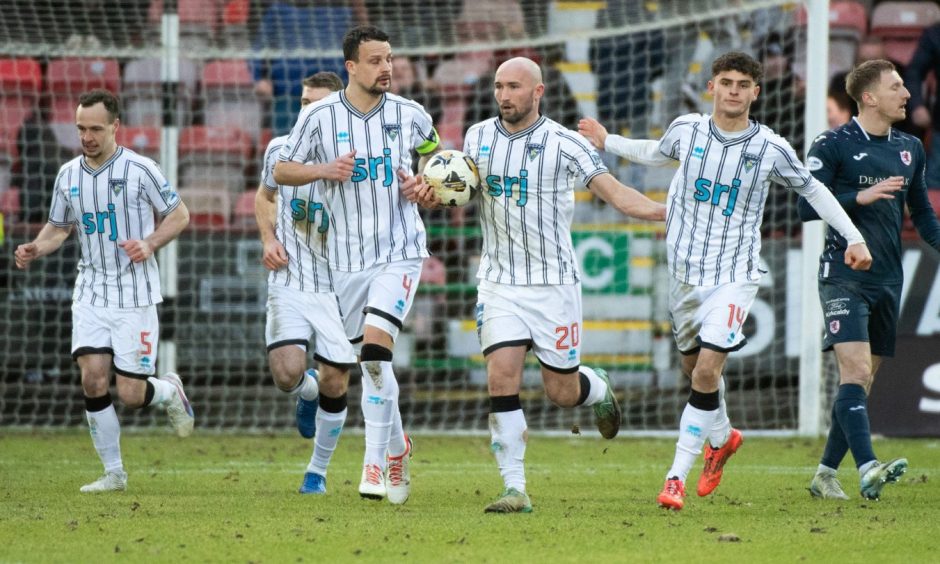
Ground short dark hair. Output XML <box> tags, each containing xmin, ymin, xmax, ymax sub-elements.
<box><xmin>302</xmin><ymin>71</ymin><xmax>344</xmax><ymax>92</ymax></box>
<box><xmin>845</xmin><ymin>59</ymin><xmax>896</xmax><ymax>105</ymax></box>
<box><xmin>711</xmin><ymin>51</ymin><xmax>763</xmax><ymax>84</ymax></box>
<box><xmin>342</xmin><ymin>25</ymin><xmax>390</xmax><ymax>62</ymax></box>
<box><xmin>78</xmin><ymin>89</ymin><xmax>121</xmax><ymax>122</ymax></box>
<box><xmin>828</xmin><ymin>89</ymin><xmax>855</xmax><ymax>114</ymax></box>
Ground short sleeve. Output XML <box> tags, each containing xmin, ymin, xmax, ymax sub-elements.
<box><xmin>767</xmin><ymin>138</ymin><xmax>813</xmax><ymax>189</ymax></box>
<box><xmin>140</xmin><ymin>159</ymin><xmax>181</xmax><ymax>216</ymax></box>
<box><xmin>658</xmin><ymin>116</ymin><xmax>692</xmax><ymax>161</ymax></box>
<box><xmin>410</xmin><ymin>105</ymin><xmax>439</xmax><ymax>155</ymax></box>
<box><xmin>805</xmin><ymin>132</ymin><xmax>840</xmax><ymax>187</ymax></box>
<box><xmin>47</xmin><ymin>167</ymin><xmax>73</xmax><ymax>226</ymax></box>
<box><xmin>261</xmin><ymin>139</ymin><xmax>281</xmax><ymax>191</ymax></box>
<box><xmin>278</xmin><ymin>104</ymin><xmax>321</xmax><ymax>164</ymax></box>
<box><xmin>561</xmin><ymin>130</ymin><xmax>608</xmax><ymax>186</ymax></box>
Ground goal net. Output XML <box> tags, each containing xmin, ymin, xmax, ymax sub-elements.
<box><xmin>0</xmin><ymin>0</ymin><xmax>823</xmax><ymax>434</ymax></box>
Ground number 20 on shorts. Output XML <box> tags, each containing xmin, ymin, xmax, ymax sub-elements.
<box><xmin>555</xmin><ymin>323</ymin><xmax>580</xmax><ymax>350</ymax></box>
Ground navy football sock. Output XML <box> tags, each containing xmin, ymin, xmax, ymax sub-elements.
<box><xmin>833</xmin><ymin>383</ymin><xmax>876</xmax><ymax>469</ymax></box>
<box><xmin>820</xmin><ymin>400</ymin><xmax>850</xmax><ymax>470</ymax></box>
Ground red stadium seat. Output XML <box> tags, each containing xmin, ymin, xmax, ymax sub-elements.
<box><xmin>871</xmin><ymin>2</ymin><xmax>940</xmax><ymax>65</ymax></box>
<box><xmin>123</xmin><ymin>58</ymin><xmax>199</xmax><ymax>127</ymax></box>
<box><xmin>201</xmin><ymin>60</ymin><xmax>262</xmax><ymax>141</ymax></box>
<box><xmin>0</xmin><ymin>188</ymin><xmax>21</xmax><ymax>218</ymax></box>
<box><xmin>794</xmin><ymin>2</ymin><xmax>868</xmax><ymax>80</ymax></box>
<box><xmin>0</xmin><ymin>58</ymin><xmax>42</xmax><ymax>95</ymax></box>
<box><xmin>116</xmin><ymin>126</ymin><xmax>162</xmax><ymax>161</ymax></box>
<box><xmin>46</xmin><ymin>58</ymin><xmax>121</xmax><ymax>153</ymax></box>
<box><xmin>178</xmin><ymin>186</ymin><xmax>231</xmax><ymax>228</ymax></box>
<box><xmin>179</xmin><ymin>125</ymin><xmax>253</xmax><ymax>194</ymax></box>
<box><xmin>232</xmin><ymin>190</ymin><xmax>256</xmax><ymax>227</ymax></box>
<box><xmin>149</xmin><ymin>0</ymin><xmax>220</xmax><ymax>49</ymax></box>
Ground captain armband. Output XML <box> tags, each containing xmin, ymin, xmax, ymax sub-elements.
<box><xmin>415</xmin><ymin>127</ymin><xmax>440</xmax><ymax>156</ymax></box>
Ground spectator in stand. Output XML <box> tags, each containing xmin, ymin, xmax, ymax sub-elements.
<box><xmin>751</xmin><ymin>32</ymin><xmax>805</xmax><ymax>236</ymax></box>
<box><xmin>251</xmin><ymin>0</ymin><xmax>366</xmax><ymax>134</ymax></box>
<box><xmin>907</xmin><ymin>22</ymin><xmax>940</xmax><ymax>189</ymax></box>
<box><xmin>827</xmin><ymin>90</ymin><xmax>854</xmax><ymax>129</ymax></box>
<box><xmin>391</xmin><ymin>56</ymin><xmax>441</xmax><ymax>124</ymax></box>
<box><xmin>15</xmin><ymin>94</ymin><xmax>71</xmax><ymax>223</ymax></box>
<box><xmin>831</xmin><ymin>36</ymin><xmax>922</xmax><ymax>139</ymax></box>
<box><xmin>464</xmin><ymin>48</ymin><xmax>579</xmax><ymax>131</ymax></box>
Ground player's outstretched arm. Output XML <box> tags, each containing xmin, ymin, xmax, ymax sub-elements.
<box><xmin>578</xmin><ymin>118</ymin><xmax>671</xmax><ymax>167</ymax></box>
<box><xmin>120</xmin><ymin>204</ymin><xmax>190</xmax><ymax>264</ymax></box>
<box><xmin>798</xmin><ymin>178</ymin><xmax>871</xmax><ymax>270</ymax></box>
<box><xmin>587</xmin><ymin>173</ymin><xmax>666</xmax><ymax>221</ymax></box>
<box><xmin>14</xmin><ymin>223</ymin><xmax>72</xmax><ymax>269</ymax></box>
<box><xmin>273</xmin><ymin>151</ymin><xmax>356</xmax><ymax>186</ymax></box>
<box><xmin>255</xmin><ymin>185</ymin><xmax>288</xmax><ymax>270</ymax></box>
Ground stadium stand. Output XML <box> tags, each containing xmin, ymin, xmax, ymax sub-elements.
<box><xmin>202</xmin><ymin>60</ymin><xmax>262</xmax><ymax>142</ymax></box>
<box><xmin>870</xmin><ymin>1</ymin><xmax>940</xmax><ymax>65</ymax></box>
<box><xmin>179</xmin><ymin>125</ymin><xmax>253</xmax><ymax>195</ymax></box>
<box><xmin>123</xmin><ymin>58</ymin><xmax>199</xmax><ymax>128</ymax></box>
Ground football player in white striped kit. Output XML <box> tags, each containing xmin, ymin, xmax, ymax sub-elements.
<box><xmin>579</xmin><ymin>52</ymin><xmax>872</xmax><ymax>510</ymax></box>
<box><xmin>415</xmin><ymin>57</ymin><xmax>666</xmax><ymax>513</ymax></box>
<box><xmin>256</xmin><ymin>71</ymin><xmax>355</xmax><ymax>495</ymax></box>
<box><xmin>274</xmin><ymin>26</ymin><xmax>439</xmax><ymax>505</ymax></box>
<box><xmin>14</xmin><ymin>89</ymin><xmax>193</xmax><ymax>493</ymax></box>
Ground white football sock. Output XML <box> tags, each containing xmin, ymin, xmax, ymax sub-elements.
<box><xmin>389</xmin><ymin>407</ymin><xmax>407</xmax><ymax>457</ymax></box>
<box><xmin>289</xmin><ymin>370</ymin><xmax>319</xmax><ymax>401</ymax></box>
<box><xmin>308</xmin><ymin>407</ymin><xmax>347</xmax><ymax>476</ymax></box>
<box><xmin>489</xmin><ymin>409</ymin><xmax>528</xmax><ymax>492</ymax></box>
<box><xmin>579</xmin><ymin>366</ymin><xmax>608</xmax><ymax>406</ymax></box>
<box><xmin>146</xmin><ymin>377</ymin><xmax>175</xmax><ymax>408</ymax></box>
<box><xmin>86</xmin><ymin>404</ymin><xmax>124</xmax><ymax>475</ymax></box>
<box><xmin>709</xmin><ymin>376</ymin><xmax>732</xmax><ymax>448</ymax></box>
<box><xmin>667</xmin><ymin>403</ymin><xmax>718</xmax><ymax>483</ymax></box>
<box><xmin>360</xmin><ymin>359</ymin><xmax>399</xmax><ymax>469</ymax></box>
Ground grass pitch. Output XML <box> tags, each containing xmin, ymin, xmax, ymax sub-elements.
<box><xmin>1</xmin><ymin>431</ymin><xmax>937</xmax><ymax>563</ymax></box>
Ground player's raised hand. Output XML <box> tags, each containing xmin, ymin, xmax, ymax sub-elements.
<box><xmin>856</xmin><ymin>176</ymin><xmax>904</xmax><ymax>205</ymax></box>
<box><xmin>845</xmin><ymin>242</ymin><xmax>872</xmax><ymax>271</ymax></box>
<box><xmin>14</xmin><ymin>242</ymin><xmax>38</xmax><ymax>269</ymax></box>
<box><xmin>119</xmin><ymin>239</ymin><xmax>154</xmax><ymax>263</ymax></box>
<box><xmin>399</xmin><ymin>168</ymin><xmax>440</xmax><ymax>209</ymax></box>
<box><xmin>323</xmin><ymin>150</ymin><xmax>356</xmax><ymax>182</ymax></box>
<box><xmin>261</xmin><ymin>239</ymin><xmax>289</xmax><ymax>270</ymax></box>
<box><xmin>577</xmin><ymin>117</ymin><xmax>609</xmax><ymax>151</ymax></box>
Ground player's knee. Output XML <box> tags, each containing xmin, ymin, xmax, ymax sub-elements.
<box><xmin>543</xmin><ymin>375</ymin><xmax>579</xmax><ymax>407</ymax></box>
<box><xmin>270</xmin><ymin>365</ymin><xmax>302</xmax><ymax>392</ymax></box>
<box><xmin>317</xmin><ymin>364</ymin><xmax>350</xmax><ymax>396</ymax></box>
<box><xmin>690</xmin><ymin>365</ymin><xmax>722</xmax><ymax>391</ymax></box>
<box><xmin>116</xmin><ymin>385</ymin><xmax>145</xmax><ymax>408</ymax></box>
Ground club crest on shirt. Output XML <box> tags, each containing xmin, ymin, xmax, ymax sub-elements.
<box><xmin>742</xmin><ymin>153</ymin><xmax>761</xmax><ymax>173</ymax></box>
<box><xmin>383</xmin><ymin>123</ymin><xmax>401</xmax><ymax>141</ymax></box>
<box><xmin>109</xmin><ymin>179</ymin><xmax>126</xmax><ymax>195</ymax></box>
<box><xmin>526</xmin><ymin>143</ymin><xmax>544</xmax><ymax>161</ymax></box>
<box><xmin>900</xmin><ymin>150</ymin><xmax>912</xmax><ymax>166</ymax></box>
<box><xmin>829</xmin><ymin>320</ymin><xmax>840</xmax><ymax>334</ymax></box>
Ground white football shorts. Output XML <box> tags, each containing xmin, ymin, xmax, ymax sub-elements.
<box><xmin>669</xmin><ymin>278</ymin><xmax>759</xmax><ymax>354</ymax></box>
<box><xmin>476</xmin><ymin>279</ymin><xmax>583</xmax><ymax>373</ymax></box>
<box><xmin>71</xmin><ymin>302</ymin><xmax>159</xmax><ymax>378</ymax></box>
<box><xmin>333</xmin><ymin>258</ymin><xmax>423</xmax><ymax>346</ymax></box>
<box><xmin>264</xmin><ymin>285</ymin><xmax>357</xmax><ymax>367</ymax></box>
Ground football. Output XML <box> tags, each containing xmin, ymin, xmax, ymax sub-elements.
<box><xmin>422</xmin><ymin>150</ymin><xmax>481</xmax><ymax>207</ymax></box>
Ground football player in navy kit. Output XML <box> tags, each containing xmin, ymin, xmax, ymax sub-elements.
<box><xmin>799</xmin><ymin>59</ymin><xmax>940</xmax><ymax>500</ymax></box>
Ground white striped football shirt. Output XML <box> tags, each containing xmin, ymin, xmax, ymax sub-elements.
<box><xmin>464</xmin><ymin>116</ymin><xmax>608</xmax><ymax>285</ymax></box>
<box><xmin>659</xmin><ymin>113</ymin><xmax>813</xmax><ymax>286</ymax></box>
<box><xmin>262</xmin><ymin>136</ymin><xmax>333</xmax><ymax>293</ymax></box>
<box><xmin>48</xmin><ymin>147</ymin><xmax>181</xmax><ymax>308</ymax></box>
<box><xmin>278</xmin><ymin>91</ymin><xmax>435</xmax><ymax>272</ymax></box>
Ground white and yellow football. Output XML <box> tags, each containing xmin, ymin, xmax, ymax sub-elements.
<box><xmin>422</xmin><ymin>150</ymin><xmax>481</xmax><ymax>207</ymax></box>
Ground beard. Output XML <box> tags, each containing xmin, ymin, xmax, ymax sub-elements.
<box><xmin>499</xmin><ymin>103</ymin><xmax>533</xmax><ymax>124</ymax></box>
